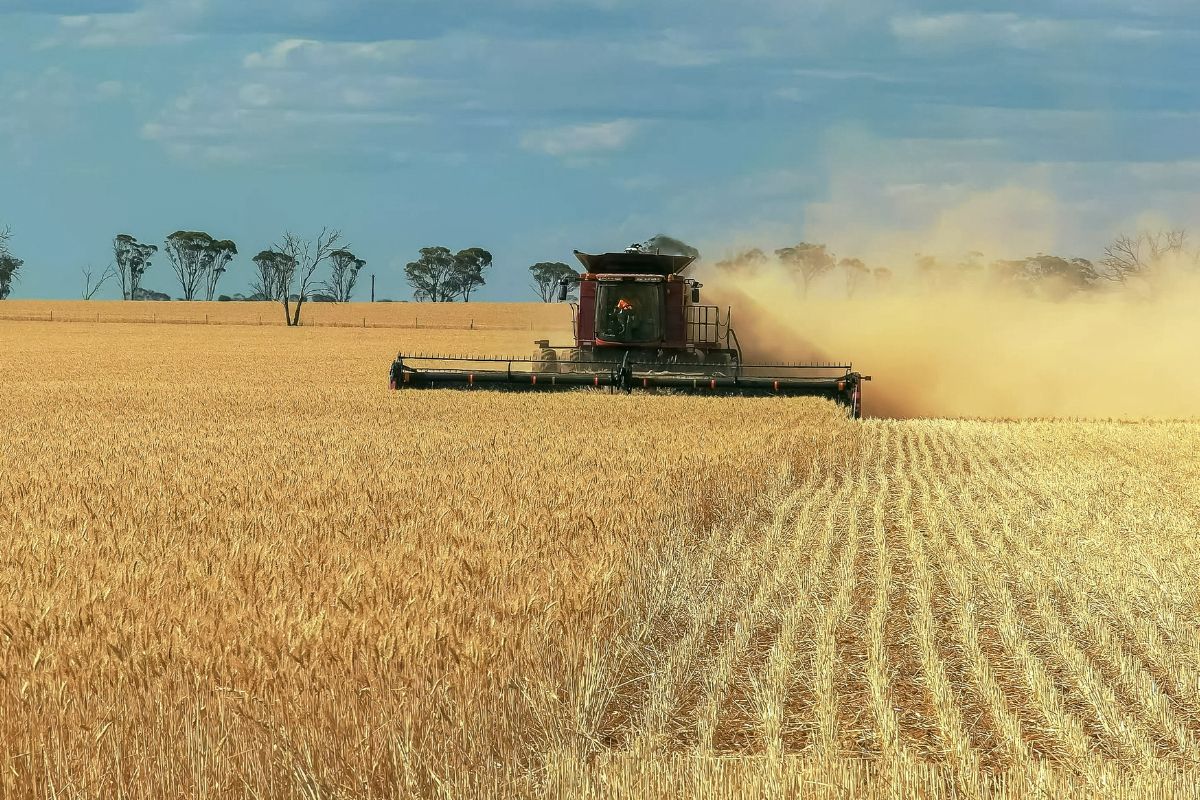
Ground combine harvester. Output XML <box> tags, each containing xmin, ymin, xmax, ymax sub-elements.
<box><xmin>389</xmin><ymin>245</ymin><xmax>871</xmax><ymax>417</ymax></box>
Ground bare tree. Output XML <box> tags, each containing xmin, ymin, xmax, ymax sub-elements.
<box><xmin>1100</xmin><ymin>229</ymin><xmax>1186</xmax><ymax>283</ymax></box>
<box><xmin>81</xmin><ymin>263</ymin><xmax>118</xmax><ymax>300</ymax></box>
<box><xmin>323</xmin><ymin>248</ymin><xmax>366</xmax><ymax>302</ymax></box>
<box><xmin>276</xmin><ymin>229</ymin><xmax>343</xmax><ymax>326</ymax></box>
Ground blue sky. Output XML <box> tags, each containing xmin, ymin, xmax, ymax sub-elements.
<box><xmin>1</xmin><ymin>0</ymin><xmax>1198</xmax><ymax>300</ymax></box>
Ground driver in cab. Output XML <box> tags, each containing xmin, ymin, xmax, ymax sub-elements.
<box><xmin>613</xmin><ymin>297</ymin><xmax>636</xmax><ymax>338</ymax></box>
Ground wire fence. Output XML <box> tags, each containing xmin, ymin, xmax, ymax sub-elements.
<box><xmin>0</xmin><ymin>310</ymin><xmax>545</xmax><ymax>331</ymax></box>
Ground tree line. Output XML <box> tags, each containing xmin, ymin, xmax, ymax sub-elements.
<box><xmin>715</xmin><ymin>229</ymin><xmax>1199</xmax><ymax>300</ymax></box>
<box><xmin>93</xmin><ymin>229</ymin><xmax>366</xmax><ymax>325</ymax></box>
<box><xmin>0</xmin><ymin>221</ymin><xmax>589</xmax><ymax>313</ymax></box>
<box><xmin>5</xmin><ymin>220</ymin><xmax>1193</xmax><ymax>311</ymax></box>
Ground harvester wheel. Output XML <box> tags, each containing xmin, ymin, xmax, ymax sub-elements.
<box><xmin>567</xmin><ymin>348</ymin><xmax>603</xmax><ymax>375</ymax></box>
<box><xmin>558</xmin><ymin>348</ymin><xmax>580</xmax><ymax>374</ymax></box>
<box><xmin>535</xmin><ymin>347</ymin><xmax>558</xmax><ymax>374</ymax></box>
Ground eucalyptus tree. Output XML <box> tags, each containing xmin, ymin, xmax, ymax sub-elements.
<box><xmin>0</xmin><ymin>225</ymin><xmax>22</xmax><ymax>300</ymax></box>
<box><xmin>164</xmin><ymin>231</ymin><xmax>238</xmax><ymax>300</ymax></box>
<box><xmin>324</xmin><ymin>249</ymin><xmax>366</xmax><ymax>302</ymax></box>
<box><xmin>113</xmin><ymin>234</ymin><xmax>158</xmax><ymax>300</ymax></box>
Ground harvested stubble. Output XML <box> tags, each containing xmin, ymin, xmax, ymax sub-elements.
<box><xmin>1</xmin><ymin>314</ymin><xmax>1200</xmax><ymax>799</ymax></box>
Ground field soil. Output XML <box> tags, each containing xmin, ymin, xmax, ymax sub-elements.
<box><xmin>1</xmin><ymin>306</ymin><xmax>1199</xmax><ymax>798</ymax></box>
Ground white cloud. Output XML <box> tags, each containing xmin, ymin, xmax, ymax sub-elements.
<box><xmin>1120</xmin><ymin>160</ymin><xmax>1200</xmax><ymax>180</ymax></box>
<box><xmin>94</xmin><ymin>79</ymin><xmax>125</xmax><ymax>100</ymax></box>
<box><xmin>1084</xmin><ymin>0</ymin><xmax>1199</xmax><ymax>14</ymax></box>
<box><xmin>520</xmin><ymin>119</ymin><xmax>641</xmax><ymax>158</ymax></box>
<box><xmin>890</xmin><ymin>12</ymin><xmax>1165</xmax><ymax>50</ymax></box>
<box><xmin>615</xmin><ymin>173</ymin><xmax>666</xmax><ymax>191</ymax></box>
<box><xmin>624</xmin><ymin>29</ymin><xmax>728</xmax><ymax>67</ymax></box>
<box><xmin>237</xmin><ymin>83</ymin><xmax>274</xmax><ymax>107</ymax></box>
<box><xmin>142</xmin><ymin>86</ymin><xmax>431</xmax><ymax>163</ymax></box>
<box><xmin>791</xmin><ymin>67</ymin><xmax>906</xmax><ymax>83</ymax></box>
<box><xmin>0</xmin><ymin>67</ymin><xmax>107</xmax><ymax>158</ymax></box>
<box><xmin>242</xmin><ymin>38</ymin><xmax>420</xmax><ymax>70</ymax></box>
<box><xmin>142</xmin><ymin>38</ymin><xmax>440</xmax><ymax>164</ymax></box>
<box><xmin>43</xmin><ymin>8</ymin><xmax>192</xmax><ymax>47</ymax></box>
<box><xmin>242</xmin><ymin>38</ymin><xmax>310</xmax><ymax>69</ymax></box>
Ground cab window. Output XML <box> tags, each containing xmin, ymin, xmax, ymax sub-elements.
<box><xmin>596</xmin><ymin>283</ymin><xmax>662</xmax><ymax>343</ymax></box>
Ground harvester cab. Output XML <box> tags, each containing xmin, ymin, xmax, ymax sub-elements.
<box><xmin>390</xmin><ymin>247</ymin><xmax>871</xmax><ymax>417</ymax></box>
<box><xmin>563</xmin><ymin>247</ymin><xmax>731</xmax><ymax>366</ymax></box>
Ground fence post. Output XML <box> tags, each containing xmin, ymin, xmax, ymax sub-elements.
<box><xmin>49</xmin><ymin>310</ymin><xmax>53</xmax><ymax>322</ymax></box>
<box><xmin>363</xmin><ymin>317</ymin><xmax>366</xmax><ymax>328</ymax></box>
<box><xmin>205</xmin><ymin>313</ymin><xmax>208</xmax><ymax>325</ymax></box>
<box><xmin>470</xmin><ymin>319</ymin><xmax>474</xmax><ymax>330</ymax></box>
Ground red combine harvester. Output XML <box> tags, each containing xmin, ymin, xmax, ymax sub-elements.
<box><xmin>389</xmin><ymin>246</ymin><xmax>871</xmax><ymax>417</ymax></box>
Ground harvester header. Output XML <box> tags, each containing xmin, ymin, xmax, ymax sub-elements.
<box><xmin>389</xmin><ymin>245</ymin><xmax>871</xmax><ymax>417</ymax></box>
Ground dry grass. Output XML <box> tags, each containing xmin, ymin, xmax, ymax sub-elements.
<box><xmin>1</xmin><ymin>308</ymin><xmax>1199</xmax><ymax>798</ymax></box>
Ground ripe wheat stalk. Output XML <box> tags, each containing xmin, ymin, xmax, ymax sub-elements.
<box><xmin>2</xmin><ymin>313</ymin><xmax>1200</xmax><ymax>798</ymax></box>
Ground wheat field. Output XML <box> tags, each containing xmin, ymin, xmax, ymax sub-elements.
<box><xmin>0</xmin><ymin>299</ymin><xmax>571</xmax><ymax>331</ymax></box>
<box><xmin>2</xmin><ymin>308</ymin><xmax>1200</xmax><ymax>798</ymax></box>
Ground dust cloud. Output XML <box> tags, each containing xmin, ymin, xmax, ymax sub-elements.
<box><xmin>700</xmin><ymin>259</ymin><xmax>1200</xmax><ymax>420</ymax></box>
